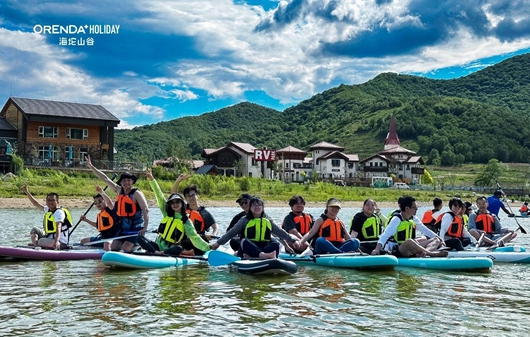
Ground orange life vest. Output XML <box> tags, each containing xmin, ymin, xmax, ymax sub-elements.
<box><xmin>187</xmin><ymin>209</ymin><xmax>205</xmax><ymax>233</ymax></box>
<box><xmin>318</xmin><ymin>214</ymin><xmax>345</xmax><ymax>244</ymax></box>
<box><xmin>422</xmin><ymin>209</ymin><xmax>437</xmax><ymax>226</ymax></box>
<box><xmin>97</xmin><ymin>210</ymin><xmax>115</xmax><ymax>232</ymax></box>
<box><xmin>444</xmin><ymin>212</ymin><xmax>464</xmax><ymax>238</ymax></box>
<box><xmin>116</xmin><ymin>188</ymin><xmax>138</xmax><ymax>217</ymax></box>
<box><xmin>475</xmin><ymin>213</ymin><xmax>495</xmax><ymax>234</ymax></box>
<box><xmin>520</xmin><ymin>205</ymin><xmax>528</xmax><ymax>213</ymax></box>
<box><xmin>292</xmin><ymin>213</ymin><xmax>313</xmax><ymax>235</ymax></box>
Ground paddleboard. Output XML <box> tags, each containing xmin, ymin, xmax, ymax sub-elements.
<box><xmin>397</xmin><ymin>256</ymin><xmax>493</xmax><ymax>270</ymax></box>
<box><xmin>0</xmin><ymin>245</ymin><xmax>105</xmax><ymax>261</ymax></box>
<box><xmin>447</xmin><ymin>246</ymin><xmax>530</xmax><ymax>263</ymax></box>
<box><xmin>101</xmin><ymin>251</ymin><xmax>203</xmax><ymax>269</ymax></box>
<box><xmin>230</xmin><ymin>258</ymin><xmax>298</xmax><ymax>276</ymax></box>
<box><xmin>279</xmin><ymin>252</ymin><xmax>398</xmax><ymax>269</ymax></box>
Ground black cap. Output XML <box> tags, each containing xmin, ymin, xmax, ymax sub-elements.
<box><xmin>464</xmin><ymin>201</ymin><xmax>473</xmax><ymax>210</ymax></box>
<box><xmin>494</xmin><ymin>190</ymin><xmax>503</xmax><ymax>196</ymax></box>
<box><xmin>117</xmin><ymin>172</ymin><xmax>138</xmax><ymax>186</ymax></box>
<box><xmin>236</xmin><ymin>193</ymin><xmax>252</xmax><ymax>203</ymax></box>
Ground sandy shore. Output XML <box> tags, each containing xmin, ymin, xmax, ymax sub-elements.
<box><xmin>0</xmin><ymin>197</ymin><xmax>399</xmax><ymax>209</ymax></box>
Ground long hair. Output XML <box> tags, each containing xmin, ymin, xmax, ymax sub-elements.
<box><xmin>165</xmin><ymin>194</ymin><xmax>188</xmax><ymax>222</ymax></box>
<box><xmin>246</xmin><ymin>196</ymin><xmax>264</xmax><ymax>220</ymax></box>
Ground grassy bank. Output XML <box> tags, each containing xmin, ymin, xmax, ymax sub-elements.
<box><xmin>4</xmin><ymin>164</ymin><xmax>529</xmax><ymax>205</ymax></box>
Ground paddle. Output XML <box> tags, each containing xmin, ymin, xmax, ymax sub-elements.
<box><xmin>207</xmin><ymin>249</ymin><xmax>241</xmax><ymax>266</ymax></box>
<box><xmin>496</xmin><ymin>182</ymin><xmax>527</xmax><ymax>234</ymax></box>
<box><xmin>82</xmin><ymin>234</ymin><xmax>138</xmax><ymax>246</ymax></box>
<box><xmin>68</xmin><ymin>172</ymin><xmax>118</xmax><ymax>240</ymax></box>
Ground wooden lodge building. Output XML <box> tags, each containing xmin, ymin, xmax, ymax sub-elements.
<box><xmin>0</xmin><ymin>97</ymin><xmax>120</xmax><ymax>171</ymax></box>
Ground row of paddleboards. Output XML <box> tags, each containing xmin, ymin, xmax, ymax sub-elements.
<box><xmin>3</xmin><ymin>244</ymin><xmax>530</xmax><ymax>273</ymax></box>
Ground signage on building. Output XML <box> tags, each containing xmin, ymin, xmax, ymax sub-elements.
<box><xmin>254</xmin><ymin>149</ymin><xmax>276</xmax><ymax>161</ymax></box>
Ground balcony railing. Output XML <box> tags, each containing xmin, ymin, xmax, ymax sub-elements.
<box><xmin>363</xmin><ymin>165</ymin><xmax>388</xmax><ymax>172</ymax></box>
<box><xmin>411</xmin><ymin>167</ymin><xmax>425</xmax><ymax>175</ymax></box>
<box><xmin>24</xmin><ymin>158</ymin><xmax>144</xmax><ymax>172</ymax></box>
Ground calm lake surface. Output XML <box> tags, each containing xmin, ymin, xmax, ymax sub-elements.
<box><xmin>1</xmin><ymin>205</ymin><xmax>530</xmax><ymax>336</ymax></box>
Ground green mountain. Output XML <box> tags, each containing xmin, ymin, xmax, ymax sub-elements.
<box><xmin>115</xmin><ymin>53</ymin><xmax>530</xmax><ymax>165</ymax></box>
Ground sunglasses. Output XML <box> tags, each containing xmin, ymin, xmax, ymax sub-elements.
<box><xmin>169</xmin><ymin>200</ymin><xmax>182</xmax><ymax>205</ymax></box>
<box><xmin>239</xmin><ymin>200</ymin><xmax>249</xmax><ymax>205</ymax></box>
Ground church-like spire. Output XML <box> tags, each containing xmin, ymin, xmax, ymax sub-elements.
<box><xmin>384</xmin><ymin>115</ymin><xmax>400</xmax><ymax>150</ymax></box>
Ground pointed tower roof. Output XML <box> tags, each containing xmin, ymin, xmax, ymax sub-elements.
<box><xmin>384</xmin><ymin>115</ymin><xmax>400</xmax><ymax>150</ymax></box>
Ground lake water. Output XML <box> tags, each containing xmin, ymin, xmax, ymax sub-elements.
<box><xmin>1</xmin><ymin>205</ymin><xmax>530</xmax><ymax>336</ymax></box>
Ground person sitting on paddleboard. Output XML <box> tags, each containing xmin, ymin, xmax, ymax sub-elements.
<box><xmin>371</xmin><ymin>196</ymin><xmax>448</xmax><ymax>258</ymax></box>
<box><xmin>23</xmin><ymin>183</ymin><xmax>72</xmax><ymax>250</ymax></box>
<box><xmin>350</xmin><ymin>198</ymin><xmax>387</xmax><ymax>254</ymax></box>
<box><xmin>171</xmin><ymin>174</ymin><xmax>219</xmax><ymax>255</ymax></box>
<box><xmin>438</xmin><ymin>198</ymin><xmax>477</xmax><ymax>251</ymax></box>
<box><xmin>137</xmin><ymin>171</ymin><xmax>210</xmax><ymax>256</ymax></box>
<box><xmin>79</xmin><ymin>185</ymin><xmax>120</xmax><ymax>251</ymax></box>
<box><xmin>281</xmin><ymin>195</ymin><xmax>313</xmax><ymax>254</ymax></box>
<box><xmin>225</xmin><ymin>193</ymin><xmax>252</xmax><ymax>252</ymax></box>
<box><xmin>468</xmin><ymin>196</ymin><xmax>517</xmax><ymax>247</ymax></box>
<box><xmin>85</xmin><ymin>155</ymin><xmax>149</xmax><ymax>253</ymax></box>
<box><xmin>210</xmin><ymin>196</ymin><xmax>301</xmax><ymax>259</ymax></box>
<box><xmin>421</xmin><ymin>197</ymin><xmax>444</xmax><ymax>233</ymax></box>
<box><xmin>519</xmin><ymin>202</ymin><xmax>528</xmax><ymax>215</ymax></box>
<box><xmin>299</xmin><ymin>198</ymin><xmax>360</xmax><ymax>255</ymax></box>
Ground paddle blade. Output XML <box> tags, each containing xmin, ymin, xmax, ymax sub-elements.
<box><xmin>208</xmin><ymin>250</ymin><xmax>241</xmax><ymax>266</ymax></box>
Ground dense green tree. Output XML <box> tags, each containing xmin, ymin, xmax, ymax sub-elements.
<box><xmin>474</xmin><ymin>159</ymin><xmax>506</xmax><ymax>187</ymax></box>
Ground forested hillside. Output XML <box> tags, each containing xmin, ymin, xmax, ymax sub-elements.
<box><xmin>115</xmin><ymin>53</ymin><xmax>530</xmax><ymax>165</ymax></box>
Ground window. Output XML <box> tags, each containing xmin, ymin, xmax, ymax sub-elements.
<box><xmin>38</xmin><ymin>146</ymin><xmax>58</xmax><ymax>161</ymax></box>
<box><xmin>79</xmin><ymin>148</ymin><xmax>88</xmax><ymax>162</ymax></box>
<box><xmin>67</xmin><ymin>128</ymin><xmax>88</xmax><ymax>140</ymax></box>
<box><xmin>285</xmin><ymin>163</ymin><xmax>289</xmax><ymax>168</ymax></box>
<box><xmin>331</xmin><ymin>159</ymin><xmax>340</xmax><ymax>167</ymax></box>
<box><xmin>38</xmin><ymin>126</ymin><xmax>58</xmax><ymax>138</ymax></box>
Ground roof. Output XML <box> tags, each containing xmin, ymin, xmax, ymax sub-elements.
<box><xmin>316</xmin><ymin>150</ymin><xmax>350</xmax><ymax>161</ymax></box>
<box><xmin>309</xmin><ymin>141</ymin><xmax>345</xmax><ymax>151</ymax></box>
<box><xmin>384</xmin><ymin>115</ymin><xmax>400</xmax><ymax>147</ymax></box>
<box><xmin>195</xmin><ymin>164</ymin><xmax>219</xmax><ymax>175</ymax></box>
<box><xmin>228</xmin><ymin>142</ymin><xmax>256</xmax><ymax>154</ymax></box>
<box><xmin>360</xmin><ymin>154</ymin><xmax>390</xmax><ymax>164</ymax></box>
<box><xmin>344</xmin><ymin>154</ymin><xmax>359</xmax><ymax>162</ymax></box>
<box><xmin>7</xmin><ymin>97</ymin><xmax>120</xmax><ymax>122</ymax></box>
<box><xmin>192</xmin><ymin>160</ymin><xmax>204</xmax><ymax>169</ymax></box>
<box><xmin>276</xmin><ymin>145</ymin><xmax>306</xmax><ymax>154</ymax></box>
<box><xmin>379</xmin><ymin>145</ymin><xmax>416</xmax><ymax>155</ymax></box>
<box><xmin>0</xmin><ymin>118</ymin><xmax>16</xmax><ymax>131</ymax></box>
<box><xmin>407</xmin><ymin>156</ymin><xmax>424</xmax><ymax>164</ymax></box>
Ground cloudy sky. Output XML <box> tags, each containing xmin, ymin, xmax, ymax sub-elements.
<box><xmin>1</xmin><ymin>0</ymin><xmax>530</xmax><ymax>129</ymax></box>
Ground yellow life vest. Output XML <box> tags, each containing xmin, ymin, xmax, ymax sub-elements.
<box><xmin>43</xmin><ymin>207</ymin><xmax>73</xmax><ymax>235</ymax></box>
<box><xmin>157</xmin><ymin>217</ymin><xmax>185</xmax><ymax>244</ymax></box>
<box><xmin>244</xmin><ymin>218</ymin><xmax>272</xmax><ymax>243</ymax></box>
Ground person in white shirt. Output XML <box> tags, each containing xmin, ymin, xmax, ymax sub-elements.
<box><xmin>439</xmin><ymin>198</ymin><xmax>477</xmax><ymax>251</ymax></box>
<box><xmin>371</xmin><ymin>196</ymin><xmax>448</xmax><ymax>258</ymax></box>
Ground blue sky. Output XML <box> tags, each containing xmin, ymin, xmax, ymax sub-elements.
<box><xmin>1</xmin><ymin>0</ymin><xmax>530</xmax><ymax>129</ymax></box>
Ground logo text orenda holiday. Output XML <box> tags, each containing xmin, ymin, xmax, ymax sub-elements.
<box><xmin>33</xmin><ymin>24</ymin><xmax>120</xmax><ymax>35</ymax></box>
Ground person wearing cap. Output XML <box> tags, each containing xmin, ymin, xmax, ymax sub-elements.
<box><xmin>85</xmin><ymin>155</ymin><xmax>149</xmax><ymax>252</ymax></box>
<box><xmin>371</xmin><ymin>196</ymin><xmax>448</xmax><ymax>257</ymax></box>
<box><xmin>281</xmin><ymin>195</ymin><xmax>313</xmax><ymax>254</ymax></box>
<box><xmin>171</xmin><ymin>174</ymin><xmax>219</xmax><ymax>255</ymax></box>
<box><xmin>138</xmin><ymin>171</ymin><xmax>210</xmax><ymax>256</ymax></box>
<box><xmin>226</xmin><ymin>193</ymin><xmax>252</xmax><ymax>251</ymax></box>
<box><xmin>210</xmin><ymin>196</ymin><xmax>301</xmax><ymax>259</ymax></box>
<box><xmin>298</xmin><ymin>198</ymin><xmax>360</xmax><ymax>255</ymax></box>
<box><xmin>468</xmin><ymin>196</ymin><xmax>517</xmax><ymax>247</ymax></box>
<box><xmin>487</xmin><ymin>190</ymin><xmax>514</xmax><ymax>217</ymax></box>
<box><xmin>79</xmin><ymin>185</ymin><xmax>120</xmax><ymax>251</ymax></box>
<box><xmin>350</xmin><ymin>198</ymin><xmax>387</xmax><ymax>254</ymax></box>
<box><xmin>438</xmin><ymin>198</ymin><xmax>477</xmax><ymax>251</ymax></box>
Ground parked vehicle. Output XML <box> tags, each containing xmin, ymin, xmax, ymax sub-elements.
<box><xmin>392</xmin><ymin>182</ymin><xmax>410</xmax><ymax>189</ymax></box>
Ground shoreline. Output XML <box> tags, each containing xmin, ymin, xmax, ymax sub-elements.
<box><xmin>0</xmin><ymin>197</ymin><xmax>398</xmax><ymax>209</ymax></box>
